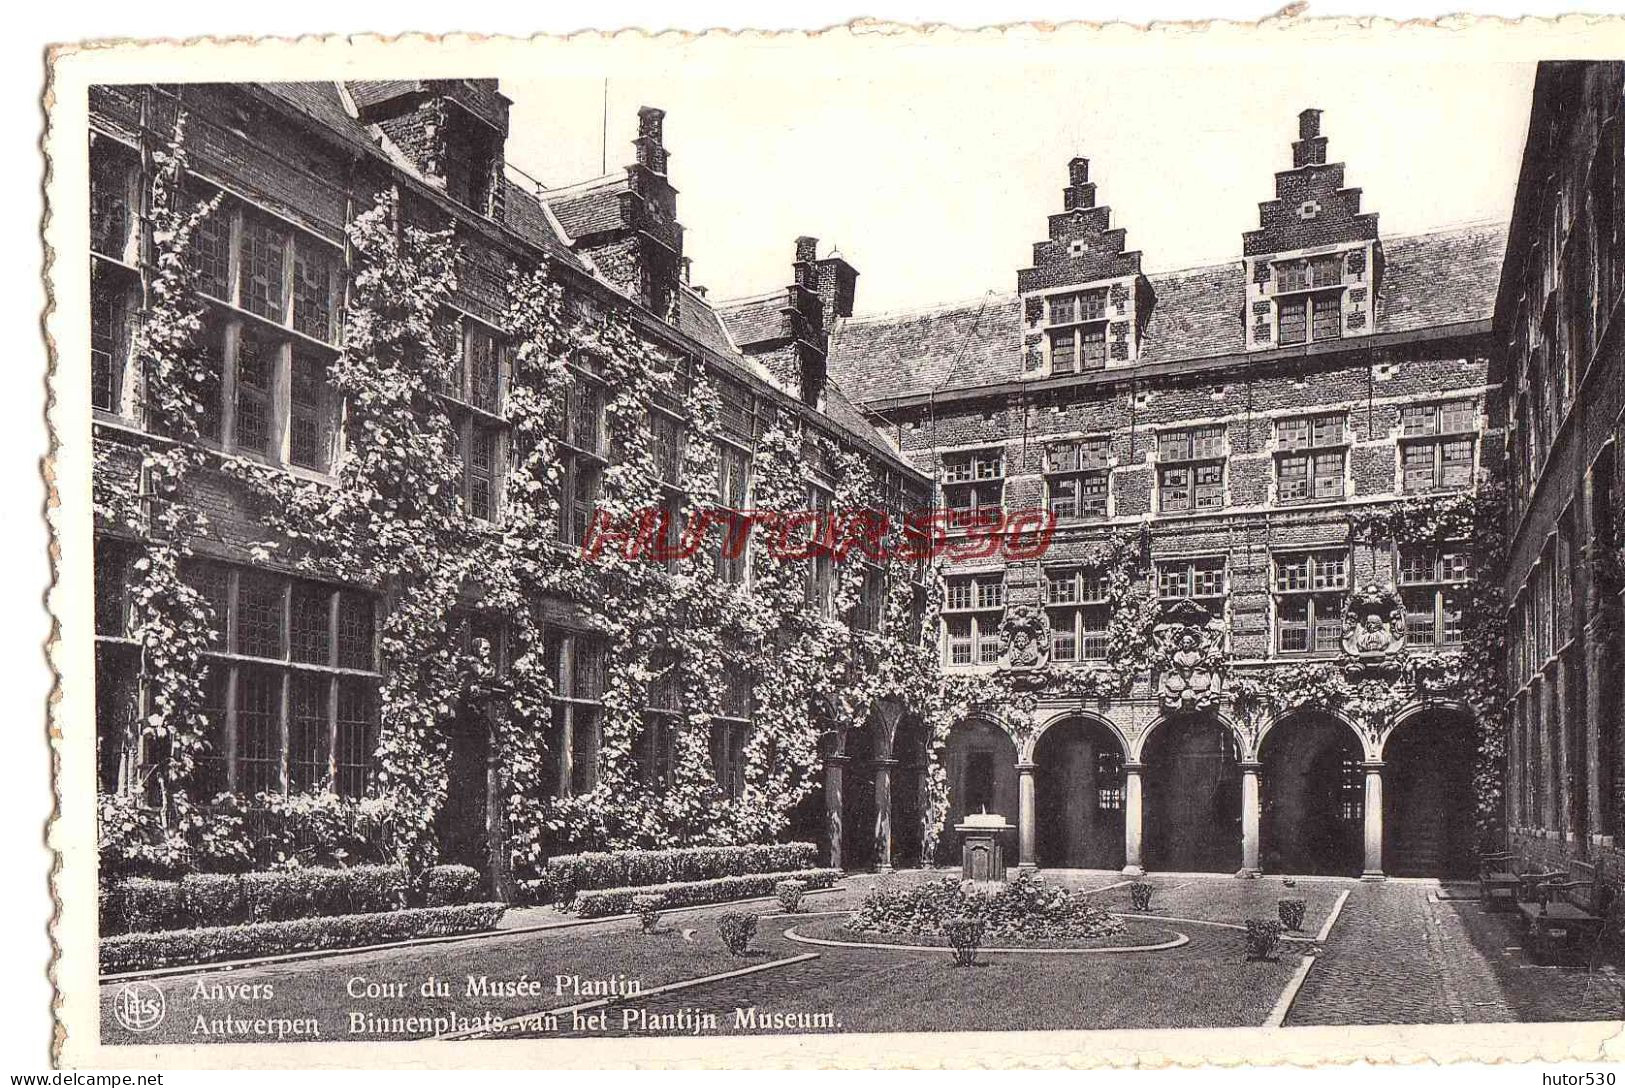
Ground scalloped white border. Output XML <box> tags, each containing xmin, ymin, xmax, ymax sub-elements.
<box><xmin>43</xmin><ymin>16</ymin><xmax>1625</xmax><ymax>1069</ymax></box>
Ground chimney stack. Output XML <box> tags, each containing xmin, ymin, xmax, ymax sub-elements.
<box><xmin>791</xmin><ymin>237</ymin><xmax>859</xmax><ymax>331</ymax></box>
<box><xmin>635</xmin><ymin>106</ymin><xmax>669</xmax><ymax>175</ymax></box>
<box><xmin>1293</xmin><ymin>108</ymin><xmax>1328</xmax><ymax>168</ymax></box>
<box><xmin>1063</xmin><ymin>156</ymin><xmax>1097</xmax><ymax>211</ymax></box>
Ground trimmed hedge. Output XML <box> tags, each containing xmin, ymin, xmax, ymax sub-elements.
<box><xmin>423</xmin><ymin>864</ymin><xmax>483</xmax><ymax>907</ymax></box>
<box><xmin>537</xmin><ymin>843</ymin><xmax>819</xmax><ymax>902</ymax></box>
<box><xmin>100</xmin><ymin>903</ymin><xmax>507</xmax><ymax>973</ymax></box>
<box><xmin>103</xmin><ymin>864</ymin><xmax>410</xmax><ymax>934</ymax></box>
<box><xmin>568</xmin><ymin>868</ymin><xmax>839</xmax><ymax>919</ymax></box>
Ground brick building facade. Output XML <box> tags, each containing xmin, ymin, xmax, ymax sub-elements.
<box><xmin>89</xmin><ymin>80</ymin><xmax>933</xmax><ymax>894</ymax></box>
<box><xmin>1495</xmin><ymin>62</ymin><xmax>1625</xmax><ymax>888</ymax></box>
<box><xmin>825</xmin><ymin>109</ymin><xmax>1508</xmax><ymax>879</ymax></box>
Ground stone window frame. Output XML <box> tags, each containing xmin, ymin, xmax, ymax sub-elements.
<box><xmin>1398</xmin><ymin>398</ymin><xmax>1478</xmax><ymax>494</ymax></box>
<box><xmin>942</xmin><ymin>571</ymin><xmax>1006</xmax><ymax>668</ymax></box>
<box><xmin>711</xmin><ymin>437</ymin><xmax>753</xmax><ymax>585</ymax></box>
<box><xmin>1273</xmin><ymin>412</ymin><xmax>1349</xmax><ymax>505</ymax></box>
<box><xmin>1043</xmin><ymin>287</ymin><xmax>1110</xmax><ymax>376</ymax></box>
<box><xmin>170</xmin><ymin>186</ymin><xmax>347</xmax><ymax>477</ymax></box>
<box><xmin>95</xmin><ymin>556</ymin><xmax>381</xmax><ymax>801</ymax></box>
<box><xmin>1043</xmin><ymin>565</ymin><xmax>1110</xmax><ymax>664</ymax></box>
<box><xmin>1397</xmin><ymin>540</ymin><xmax>1471</xmax><ymax>650</ymax></box>
<box><xmin>1271</xmin><ymin>548</ymin><xmax>1349</xmax><ymax>657</ymax></box>
<box><xmin>1155</xmin><ymin>556</ymin><xmax>1228</xmax><ymax>605</ymax></box>
<box><xmin>555</xmin><ymin>363</ymin><xmax>609</xmax><ymax>546</ymax></box>
<box><xmin>541</xmin><ymin>630</ymin><xmax>605</xmax><ymax>797</ymax></box>
<box><xmin>1044</xmin><ymin>436</ymin><xmax>1112</xmax><ymax>522</ymax></box>
<box><xmin>1154</xmin><ymin>425</ymin><xmax>1227</xmax><ymax>514</ymax></box>
<box><xmin>941</xmin><ymin>448</ymin><xmax>1005</xmax><ymax>530</ymax></box>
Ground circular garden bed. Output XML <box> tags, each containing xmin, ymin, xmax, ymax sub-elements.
<box><xmin>786</xmin><ymin>913</ymin><xmax>1187</xmax><ymax>953</ymax></box>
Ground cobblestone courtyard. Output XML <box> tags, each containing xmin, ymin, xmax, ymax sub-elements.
<box><xmin>102</xmin><ymin>873</ymin><xmax>1620</xmax><ymax>1046</ymax></box>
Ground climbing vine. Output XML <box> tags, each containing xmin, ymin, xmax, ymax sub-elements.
<box><xmin>97</xmin><ymin>115</ymin><xmax>225</xmax><ymax>826</ymax></box>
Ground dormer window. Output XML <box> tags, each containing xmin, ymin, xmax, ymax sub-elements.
<box><xmin>1046</xmin><ymin>288</ymin><xmax>1108</xmax><ymax>375</ymax></box>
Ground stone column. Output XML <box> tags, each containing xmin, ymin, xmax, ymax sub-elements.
<box><xmin>825</xmin><ymin>754</ymin><xmax>848</xmax><ymax>871</ymax></box>
<box><xmin>873</xmin><ymin>757</ymin><xmax>897</xmax><ymax>873</ymax></box>
<box><xmin>1238</xmin><ymin>761</ymin><xmax>1262</xmax><ymax>878</ymax></box>
<box><xmin>1016</xmin><ymin>760</ymin><xmax>1037</xmax><ymax>872</ymax></box>
<box><xmin>1123</xmin><ymin>762</ymin><xmax>1145</xmax><ymax>877</ymax></box>
<box><xmin>1361</xmin><ymin>761</ymin><xmax>1386</xmax><ymax>881</ymax></box>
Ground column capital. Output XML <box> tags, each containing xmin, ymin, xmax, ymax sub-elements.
<box><xmin>1360</xmin><ymin>760</ymin><xmax>1386</xmax><ymax>772</ymax></box>
<box><xmin>1123</xmin><ymin>761</ymin><xmax>1145</xmax><ymax>773</ymax></box>
<box><xmin>825</xmin><ymin>753</ymin><xmax>851</xmax><ymax>766</ymax></box>
<box><xmin>1238</xmin><ymin>760</ymin><xmax>1263</xmax><ymax>772</ymax></box>
<box><xmin>871</xmin><ymin>757</ymin><xmax>900</xmax><ymax>768</ymax></box>
<box><xmin>1015</xmin><ymin>760</ymin><xmax>1037</xmax><ymax>773</ymax></box>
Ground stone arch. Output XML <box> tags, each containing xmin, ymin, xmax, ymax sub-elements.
<box><xmin>1379</xmin><ymin>701</ymin><xmax>1478</xmax><ymax>878</ymax></box>
<box><xmin>1256</xmin><ymin>705</ymin><xmax>1376</xmax><ymax>762</ymax></box>
<box><xmin>1021</xmin><ymin>708</ymin><xmax>1129</xmax><ymax>763</ymax></box>
<box><xmin>1140</xmin><ymin>710</ymin><xmax>1244</xmax><ymax>873</ymax></box>
<box><xmin>1132</xmin><ymin>709</ymin><xmax>1247</xmax><ymax>763</ymax></box>
<box><xmin>888</xmin><ymin>712</ymin><xmax>933</xmax><ymax>869</ymax></box>
<box><xmin>1030</xmin><ymin>712</ymin><xmax>1129</xmax><ymax>870</ymax></box>
<box><xmin>1256</xmin><ymin>709</ymin><xmax>1367</xmax><ymax>876</ymax></box>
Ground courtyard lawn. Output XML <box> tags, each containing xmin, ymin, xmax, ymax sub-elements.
<box><xmin>101</xmin><ymin>884</ymin><xmax>876</xmax><ymax>1046</ymax></box>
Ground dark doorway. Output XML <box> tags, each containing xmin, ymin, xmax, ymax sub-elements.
<box><xmin>1033</xmin><ymin>717</ymin><xmax>1126</xmax><ymax>869</ymax></box>
<box><xmin>437</xmin><ymin>713</ymin><xmax>493</xmax><ymax>877</ymax></box>
<box><xmin>891</xmin><ymin>715</ymin><xmax>931</xmax><ymax>868</ymax></box>
<box><xmin>1143</xmin><ymin>714</ymin><xmax>1242</xmax><ymax>873</ymax></box>
<box><xmin>1259</xmin><ymin>713</ymin><xmax>1364</xmax><ymax>876</ymax></box>
<box><xmin>1384</xmin><ymin>710</ymin><xmax>1478</xmax><ymax>877</ymax></box>
<box><xmin>842</xmin><ymin>724</ymin><xmax>878</xmax><ymax>871</ymax></box>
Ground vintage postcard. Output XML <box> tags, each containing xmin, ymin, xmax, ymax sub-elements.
<box><xmin>42</xmin><ymin>16</ymin><xmax>1625</xmax><ymax>1069</ymax></box>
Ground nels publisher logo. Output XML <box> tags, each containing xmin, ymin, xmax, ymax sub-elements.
<box><xmin>111</xmin><ymin>981</ymin><xmax>165</xmax><ymax>1033</ymax></box>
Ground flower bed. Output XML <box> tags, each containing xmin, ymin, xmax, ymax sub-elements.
<box><xmin>100</xmin><ymin>903</ymin><xmax>507</xmax><ymax>973</ymax></box>
<box><xmin>798</xmin><ymin>914</ymin><xmax>1166</xmax><ymax>951</ymax></box>
<box><xmin>567</xmin><ymin>868</ymin><xmax>840</xmax><ymax>918</ymax></box>
<box><xmin>845</xmin><ymin>873</ymin><xmax>1125</xmax><ymax>945</ymax></box>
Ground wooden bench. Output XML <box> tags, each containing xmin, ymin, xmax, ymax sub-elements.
<box><xmin>1478</xmin><ymin>851</ymin><xmax>1521</xmax><ymax>912</ymax></box>
<box><xmin>1517</xmin><ymin>860</ymin><xmax>1610</xmax><ymax>965</ymax></box>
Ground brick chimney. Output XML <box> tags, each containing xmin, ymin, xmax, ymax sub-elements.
<box><xmin>1293</xmin><ymin>108</ymin><xmax>1328</xmax><ymax>168</ymax></box>
<box><xmin>352</xmin><ymin>80</ymin><xmax>511</xmax><ymax>219</ymax></box>
<box><xmin>792</xmin><ymin>236</ymin><xmax>859</xmax><ymax>333</ymax></box>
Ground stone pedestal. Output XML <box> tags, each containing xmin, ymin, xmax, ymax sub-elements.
<box><xmin>957</xmin><ymin>814</ymin><xmax>1014</xmax><ymax>882</ymax></box>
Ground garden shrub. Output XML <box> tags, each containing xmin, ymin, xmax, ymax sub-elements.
<box><xmin>100</xmin><ymin>903</ymin><xmax>507</xmax><ymax>973</ymax></box>
<box><xmin>568</xmin><ymin>869</ymin><xmax>839</xmax><ymax>919</ymax></box>
<box><xmin>942</xmin><ymin>915</ymin><xmax>984</xmax><ymax>967</ymax></box>
<box><xmin>1244</xmin><ymin>918</ymin><xmax>1284</xmax><ymax>960</ymax></box>
<box><xmin>105</xmin><ymin>864</ymin><xmax>412</xmax><ymax>934</ymax></box>
<box><xmin>423</xmin><ymin>864</ymin><xmax>482</xmax><ymax>907</ymax></box>
<box><xmin>775</xmin><ymin>878</ymin><xmax>807</xmax><ymax>914</ymax></box>
<box><xmin>178</xmin><ymin>873</ymin><xmax>247</xmax><ymax>927</ymax></box>
<box><xmin>717</xmin><ymin>912</ymin><xmax>758</xmax><ymax>956</ymax></box>
<box><xmin>632</xmin><ymin>893</ymin><xmax>666</xmax><ymax>933</ymax></box>
<box><xmin>116</xmin><ymin>877</ymin><xmax>183</xmax><ymax>933</ymax></box>
<box><xmin>539</xmin><ymin>843</ymin><xmax>820</xmax><ymax>901</ymax></box>
<box><xmin>1277</xmin><ymin>897</ymin><xmax>1308</xmax><ymax>932</ymax></box>
<box><xmin>847</xmin><ymin>873</ymin><xmax>1123</xmax><ymax>945</ymax></box>
<box><xmin>1129</xmin><ymin>881</ymin><xmax>1154</xmax><ymax>911</ymax></box>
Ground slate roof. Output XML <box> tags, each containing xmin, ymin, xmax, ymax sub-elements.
<box><xmin>543</xmin><ymin>175</ymin><xmax>628</xmax><ymax>240</ymax></box>
<box><xmin>713</xmin><ymin>291</ymin><xmax>789</xmax><ymax>348</ymax></box>
<box><xmin>827</xmin><ymin>221</ymin><xmax>1508</xmax><ymax>405</ymax></box>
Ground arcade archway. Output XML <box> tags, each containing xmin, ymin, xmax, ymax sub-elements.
<box><xmin>1032</xmin><ymin>716</ymin><xmax>1127</xmax><ymax>870</ymax></box>
<box><xmin>1258</xmin><ymin>711</ymin><xmax>1364</xmax><ymax>876</ymax></box>
<box><xmin>1143</xmin><ymin>714</ymin><xmax>1242</xmax><ymax>873</ymax></box>
<box><xmin>1383</xmin><ymin>708</ymin><xmax>1477</xmax><ymax>877</ymax></box>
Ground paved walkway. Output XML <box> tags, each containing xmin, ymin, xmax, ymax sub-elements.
<box><xmin>1285</xmin><ymin>879</ymin><xmax>1614</xmax><ymax>1025</ymax></box>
